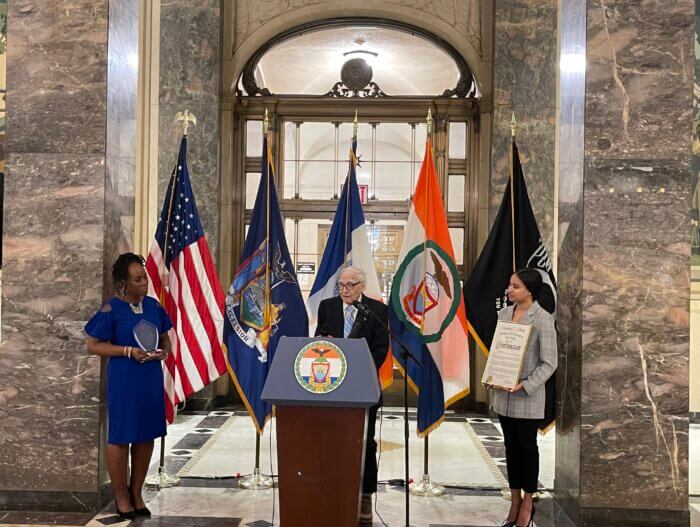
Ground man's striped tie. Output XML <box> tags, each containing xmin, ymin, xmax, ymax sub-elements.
<box><xmin>343</xmin><ymin>305</ymin><xmax>355</xmax><ymax>338</ymax></box>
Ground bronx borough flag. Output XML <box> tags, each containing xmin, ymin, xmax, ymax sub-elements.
<box><xmin>224</xmin><ymin>136</ymin><xmax>308</xmax><ymax>432</ymax></box>
<box><xmin>389</xmin><ymin>137</ymin><xmax>470</xmax><ymax>436</ymax></box>
<box><xmin>463</xmin><ymin>139</ymin><xmax>557</xmax><ymax>430</ymax></box>
<box><xmin>307</xmin><ymin>132</ymin><xmax>393</xmax><ymax>389</ymax></box>
<box><xmin>146</xmin><ymin>137</ymin><xmax>228</xmax><ymax>423</ymax></box>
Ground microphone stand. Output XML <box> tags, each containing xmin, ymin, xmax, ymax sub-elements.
<box><xmin>354</xmin><ymin>301</ymin><xmax>420</xmax><ymax>527</ymax></box>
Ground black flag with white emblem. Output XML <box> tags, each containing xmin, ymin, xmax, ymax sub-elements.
<box><xmin>464</xmin><ymin>141</ymin><xmax>557</xmax><ymax>430</ymax></box>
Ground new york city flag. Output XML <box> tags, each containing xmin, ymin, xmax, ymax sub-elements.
<box><xmin>389</xmin><ymin>138</ymin><xmax>470</xmax><ymax>436</ymax></box>
<box><xmin>307</xmin><ymin>135</ymin><xmax>393</xmax><ymax>389</ymax></box>
<box><xmin>224</xmin><ymin>137</ymin><xmax>308</xmax><ymax>432</ymax></box>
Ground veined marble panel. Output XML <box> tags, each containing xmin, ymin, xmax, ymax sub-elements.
<box><xmin>689</xmin><ymin>0</ymin><xmax>700</xmax><ymax>415</ymax></box>
<box><xmin>586</xmin><ymin>0</ymin><xmax>694</xmax><ymax>159</ymax></box>
<box><xmin>491</xmin><ymin>0</ymin><xmax>558</xmax><ymax>256</ymax></box>
<box><xmin>491</xmin><ymin>105</ymin><xmax>556</xmax><ymax>255</ymax></box>
<box><xmin>579</xmin><ymin>159</ymin><xmax>689</xmax><ymax>510</ymax></box>
<box><xmin>493</xmin><ymin>1</ymin><xmax>557</xmax><ymax>109</ymax></box>
<box><xmin>0</xmin><ymin>153</ymin><xmax>105</xmax><ymax>492</ymax></box>
<box><xmin>5</xmin><ymin>1</ymin><xmax>108</xmax><ymax>155</ymax></box>
<box><xmin>3</xmin><ymin>154</ymin><xmax>106</xmax><ymax>312</ymax></box>
<box><xmin>574</xmin><ymin>0</ymin><xmax>692</xmax><ymax>513</ymax></box>
<box><xmin>159</xmin><ymin>2</ymin><xmax>221</xmax><ymax>257</ymax></box>
<box><xmin>1</xmin><ymin>0</ymin><xmax>112</xmax><ymax>507</ymax></box>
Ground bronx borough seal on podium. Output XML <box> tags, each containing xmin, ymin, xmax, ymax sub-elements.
<box><xmin>294</xmin><ymin>340</ymin><xmax>347</xmax><ymax>394</ymax></box>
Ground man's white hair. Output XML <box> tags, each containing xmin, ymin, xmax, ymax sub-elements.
<box><xmin>339</xmin><ymin>265</ymin><xmax>366</xmax><ymax>283</ymax></box>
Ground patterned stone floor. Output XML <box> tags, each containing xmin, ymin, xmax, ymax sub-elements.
<box><xmin>2</xmin><ymin>409</ymin><xmax>696</xmax><ymax>526</ymax></box>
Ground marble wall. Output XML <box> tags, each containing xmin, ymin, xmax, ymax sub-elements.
<box><xmin>491</xmin><ymin>0</ymin><xmax>557</xmax><ymax>255</ymax></box>
<box><xmin>158</xmin><ymin>0</ymin><xmax>221</xmax><ymax>257</ymax></box>
<box><xmin>689</xmin><ymin>0</ymin><xmax>700</xmax><ymax>415</ymax></box>
<box><xmin>0</xmin><ymin>0</ymin><xmax>111</xmax><ymax>511</ymax></box>
<box><xmin>555</xmin><ymin>0</ymin><xmax>693</xmax><ymax>524</ymax></box>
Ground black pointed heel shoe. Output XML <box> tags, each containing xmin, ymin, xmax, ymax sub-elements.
<box><xmin>114</xmin><ymin>500</ymin><xmax>136</xmax><ymax>520</ymax></box>
<box><xmin>134</xmin><ymin>506</ymin><xmax>152</xmax><ymax>517</ymax></box>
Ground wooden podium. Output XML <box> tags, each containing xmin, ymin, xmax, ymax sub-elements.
<box><xmin>262</xmin><ymin>336</ymin><xmax>381</xmax><ymax>527</ymax></box>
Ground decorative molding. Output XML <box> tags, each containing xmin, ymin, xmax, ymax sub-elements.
<box><xmin>382</xmin><ymin>0</ymin><xmax>482</xmax><ymax>57</ymax></box>
<box><xmin>233</xmin><ymin>0</ymin><xmax>483</xmax><ymax>58</ymax></box>
<box><xmin>325</xmin><ymin>81</ymin><xmax>387</xmax><ymax>98</ymax></box>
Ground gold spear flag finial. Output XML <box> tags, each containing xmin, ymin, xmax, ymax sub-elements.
<box><xmin>510</xmin><ymin>112</ymin><xmax>517</xmax><ymax>138</ymax></box>
<box><xmin>427</xmin><ymin>108</ymin><xmax>433</xmax><ymax>136</ymax></box>
<box><xmin>174</xmin><ymin>109</ymin><xmax>197</xmax><ymax>136</ymax></box>
<box><xmin>353</xmin><ymin>110</ymin><xmax>358</xmax><ymax>139</ymax></box>
<box><xmin>263</xmin><ymin>108</ymin><xmax>270</xmax><ymax>135</ymax></box>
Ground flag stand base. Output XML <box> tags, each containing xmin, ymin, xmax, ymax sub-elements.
<box><xmin>409</xmin><ymin>474</ymin><xmax>445</xmax><ymax>497</ymax></box>
<box><xmin>145</xmin><ymin>467</ymin><xmax>181</xmax><ymax>489</ymax></box>
<box><xmin>239</xmin><ymin>467</ymin><xmax>273</xmax><ymax>490</ymax></box>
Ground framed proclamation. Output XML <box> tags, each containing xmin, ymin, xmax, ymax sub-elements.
<box><xmin>481</xmin><ymin>321</ymin><xmax>533</xmax><ymax>389</ymax></box>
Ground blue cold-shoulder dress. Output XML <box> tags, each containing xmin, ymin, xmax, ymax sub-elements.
<box><xmin>85</xmin><ymin>296</ymin><xmax>173</xmax><ymax>444</ymax></box>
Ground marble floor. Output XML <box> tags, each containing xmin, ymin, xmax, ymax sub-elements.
<box><xmin>3</xmin><ymin>410</ymin><xmax>697</xmax><ymax>527</ymax></box>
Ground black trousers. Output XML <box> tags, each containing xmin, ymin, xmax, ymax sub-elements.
<box><xmin>363</xmin><ymin>401</ymin><xmax>380</xmax><ymax>494</ymax></box>
<box><xmin>498</xmin><ymin>414</ymin><xmax>540</xmax><ymax>493</ymax></box>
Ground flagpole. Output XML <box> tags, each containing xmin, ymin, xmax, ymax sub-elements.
<box><xmin>343</xmin><ymin>111</ymin><xmax>358</xmax><ymax>264</ymax></box>
<box><xmin>501</xmin><ymin>112</ymin><xmax>519</xmax><ymax>505</ymax></box>
<box><xmin>146</xmin><ymin>110</ymin><xmax>197</xmax><ymax>490</ymax></box>
<box><xmin>510</xmin><ymin>112</ymin><xmax>517</xmax><ymax>273</ymax></box>
<box><xmin>409</xmin><ymin>109</ymin><xmax>445</xmax><ymax>499</ymax></box>
<box><xmin>240</xmin><ymin>109</ymin><xmax>274</xmax><ymax>491</ymax></box>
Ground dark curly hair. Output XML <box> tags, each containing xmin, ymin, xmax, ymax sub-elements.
<box><xmin>112</xmin><ymin>253</ymin><xmax>146</xmax><ymax>296</ymax></box>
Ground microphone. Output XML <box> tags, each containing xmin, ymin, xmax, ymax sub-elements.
<box><xmin>348</xmin><ymin>301</ymin><xmax>368</xmax><ymax>338</ymax></box>
<box><xmin>352</xmin><ymin>299</ymin><xmax>421</xmax><ymax>368</ymax></box>
<box><xmin>352</xmin><ymin>300</ymin><xmax>369</xmax><ymax>313</ymax></box>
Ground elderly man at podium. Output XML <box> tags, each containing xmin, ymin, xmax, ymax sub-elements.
<box><xmin>315</xmin><ymin>265</ymin><xmax>389</xmax><ymax>524</ymax></box>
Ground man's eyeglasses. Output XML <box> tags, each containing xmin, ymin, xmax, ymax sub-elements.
<box><xmin>337</xmin><ymin>281</ymin><xmax>363</xmax><ymax>291</ymax></box>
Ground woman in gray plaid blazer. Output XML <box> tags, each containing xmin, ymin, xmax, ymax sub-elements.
<box><xmin>490</xmin><ymin>268</ymin><xmax>557</xmax><ymax>527</ymax></box>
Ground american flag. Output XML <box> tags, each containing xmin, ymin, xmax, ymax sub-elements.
<box><xmin>146</xmin><ymin>137</ymin><xmax>227</xmax><ymax>423</ymax></box>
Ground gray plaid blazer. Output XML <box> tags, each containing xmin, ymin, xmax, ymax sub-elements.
<box><xmin>490</xmin><ymin>301</ymin><xmax>557</xmax><ymax>419</ymax></box>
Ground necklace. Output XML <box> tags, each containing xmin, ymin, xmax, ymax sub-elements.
<box><xmin>129</xmin><ymin>299</ymin><xmax>143</xmax><ymax>314</ymax></box>
<box><xmin>120</xmin><ymin>294</ymin><xmax>143</xmax><ymax>314</ymax></box>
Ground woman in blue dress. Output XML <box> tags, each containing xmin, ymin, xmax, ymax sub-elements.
<box><xmin>85</xmin><ymin>253</ymin><xmax>172</xmax><ymax>520</ymax></box>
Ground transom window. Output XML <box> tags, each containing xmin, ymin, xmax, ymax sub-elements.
<box><xmin>239</xmin><ymin>20</ymin><xmax>476</xmax><ymax>99</ymax></box>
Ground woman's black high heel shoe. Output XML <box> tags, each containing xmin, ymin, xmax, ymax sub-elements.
<box><xmin>114</xmin><ymin>499</ymin><xmax>136</xmax><ymax>520</ymax></box>
<box><xmin>134</xmin><ymin>506</ymin><xmax>152</xmax><ymax>517</ymax></box>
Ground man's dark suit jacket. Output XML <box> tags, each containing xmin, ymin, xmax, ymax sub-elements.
<box><xmin>315</xmin><ymin>295</ymin><xmax>389</xmax><ymax>371</ymax></box>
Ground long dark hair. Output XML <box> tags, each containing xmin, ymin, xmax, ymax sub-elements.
<box><xmin>514</xmin><ymin>267</ymin><xmax>543</xmax><ymax>303</ymax></box>
<box><xmin>112</xmin><ymin>253</ymin><xmax>145</xmax><ymax>296</ymax></box>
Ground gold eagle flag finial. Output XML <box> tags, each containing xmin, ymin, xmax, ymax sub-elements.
<box><xmin>174</xmin><ymin>110</ymin><xmax>197</xmax><ymax>136</ymax></box>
